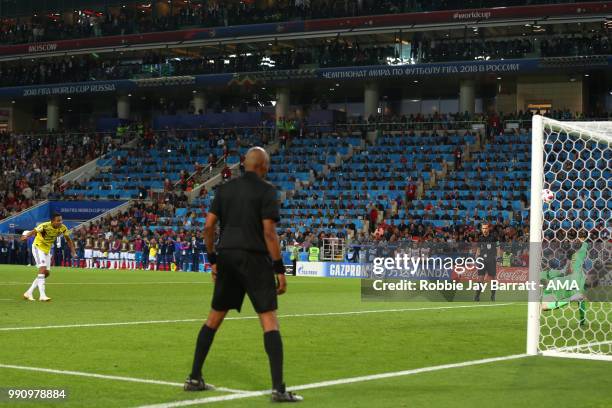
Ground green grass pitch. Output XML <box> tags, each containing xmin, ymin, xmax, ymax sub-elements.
<box><xmin>0</xmin><ymin>265</ymin><xmax>610</xmax><ymax>407</ymax></box>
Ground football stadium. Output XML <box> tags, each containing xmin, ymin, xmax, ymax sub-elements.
<box><xmin>0</xmin><ymin>0</ymin><xmax>610</xmax><ymax>407</ymax></box>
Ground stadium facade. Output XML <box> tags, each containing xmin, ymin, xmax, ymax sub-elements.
<box><xmin>0</xmin><ymin>0</ymin><xmax>609</xmax><ymax>131</ymax></box>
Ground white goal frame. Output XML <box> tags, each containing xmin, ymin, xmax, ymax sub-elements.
<box><xmin>527</xmin><ymin>115</ymin><xmax>612</xmax><ymax>361</ymax></box>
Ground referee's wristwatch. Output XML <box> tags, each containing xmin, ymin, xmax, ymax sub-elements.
<box><xmin>207</xmin><ymin>252</ymin><xmax>218</xmax><ymax>265</ymax></box>
<box><xmin>272</xmin><ymin>259</ymin><xmax>285</xmax><ymax>274</ymax></box>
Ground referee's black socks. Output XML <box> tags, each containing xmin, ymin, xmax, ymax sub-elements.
<box><xmin>264</xmin><ymin>330</ymin><xmax>285</xmax><ymax>392</ymax></box>
<box><xmin>190</xmin><ymin>324</ymin><xmax>217</xmax><ymax>380</ymax></box>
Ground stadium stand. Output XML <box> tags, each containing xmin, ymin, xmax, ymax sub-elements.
<box><xmin>2</xmin><ymin>1</ymin><xmax>612</xmax><ymax>402</ymax></box>
<box><xmin>0</xmin><ymin>130</ymin><xmax>127</xmax><ymax>221</ymax></box>
<box><xmin>1</xmin><ymin>1</ymin><xmax>595</xmax><ymax>46</ymax></box>
<box><xmin>57</xmin><ymin>126</ymin><xmax>268</xmax><ymax>200</ymax></box>
<box><xmin>1</xmin><ymin>31</ymin><xmax>609</xmax><ymax>88</ymax></box>
<box><xmin>0</xmin><ymin>0</ymin><xmax>609</xmax><ymax>272</ymax></box>
<box><xmin>38</xmin><ymin>113</ymin><xmax>533</xmax><ymax>268</ymax></box>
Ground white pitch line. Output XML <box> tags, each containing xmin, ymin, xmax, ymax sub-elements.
<box><xmin>0</xmin><ymin>303</ymin><xmax>517</xmax><ymax>332</ymax></box>
<box><xmin>0</xmin><ymin>281</ymin><xmax>210</xmax><ymax>286</ymax></box>
<box><xmin>0</xmin><ymin>363</ymin><xmax>249</xmax><ymax>395</ymax></box>
<box><xmin>0</xmin><ymin>280</ymin><xmax>328</xmax><ymax>286</ymax></box>
<box><xmin>0</xmin><ymin>319</ymin><xmax>204</xmax><ymax>332</ymax></box>
<box><xmin>136</xmin><ymin>354</ymin><xmax>529</xmax><ymax>408</ymax></box>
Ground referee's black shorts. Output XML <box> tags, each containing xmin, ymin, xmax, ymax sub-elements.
<box><xmin>211</xmin><ymin>249</ymin><xmax>277</xmax><ymax>314</ymax></box>
<box><xmin>478</xmin><ymin>260</ymin><xmax>497</xmax><ymax>277</ymax></box>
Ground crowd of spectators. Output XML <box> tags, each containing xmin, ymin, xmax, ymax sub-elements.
<box><xmin>0</xmin><ymin>1</ymin><xmax>592</xmax><ymax>46</ymax></box>
<box><xmin>274</xmin><ymin>108</ymin><xmax>599</xmax><ymax>258</ymax></box>
<box><xmin>348</xmin><ymin>109</ymin><xmax>610</xmax><ymax>134</ymax></box>
<box><xmin>0</xmin><ymin>42</ymin><xmax>397</xmax><ymax>87</ymax></box>
<box><xmin>39</xmin><ymin>123</ymin><xmax>274</xmax><ymax>270</ymax></box>
<box><xmin>1</xmin><ymin>30</ymin><xmax>609</xmax><ymax>88</ymax></box>
<box><xmin>278</xmin><ymin>219</ymin><xmax>529</xmax><ymax>253</ymax></box>
<box><xmin>0</xmin><ymin>56</ymin><xmax>137</xmax><ymax>87</ymax></box>
<box><xmin>0</xmin><ymin>109</ymin><xmax>605</xmax><ymax>220</ymax></box>
<box><xmin>1</xmin><ymin>107</ymin><xmax>608</xmax><ymax>270</ymax></box>
<box><xmin>0</xmin><ymin>217</ymin><xmax>533</xmax><ymax>269</ymax></box>
<box><xmin>417</xmin><ymin>33</ymin><xmax>610</xmax><ymax>62</ymax></box>
<box><xmin>0</xmin><ymin>130</ymin><xmax>124</xmax><ymax>221</ymax></box>
<box><xmin>3</xmin><ymin>194</ymin><xmax>208</xmax><ymax>271</ymax></box>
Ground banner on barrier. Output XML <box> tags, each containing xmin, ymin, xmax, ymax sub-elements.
<box><xmin>296</xmin><ymin>262</ymin><xmax>369</xmax><ymax>278</ymax></box>
<box><xmin>4</xmin><ymin>56</ymin><xmax>611</xmax><ymax>99</ymax></box>
<box><xmin>49</xmin><ymin>200</ymin><xmax>127</xmax><ymax>221</ymax></box>
<box><xmin>0</xmin><ymin>202</ymin><xmax>50</xmax><ymax>234</ymax></box>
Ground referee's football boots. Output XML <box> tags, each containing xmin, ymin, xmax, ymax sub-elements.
<box><xmin>184</xmin><ymin>377</ymin><xmax>215</xmax><ymax>391</ymax></box>
<box><xmin>271</xmin><ymin>388</ymin><xmax>303</xmax><ymax>402</ymax></box>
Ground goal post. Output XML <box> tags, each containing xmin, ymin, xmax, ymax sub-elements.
<box><xmin>527</xmin><ymin>115</ymin><xmax>544</xmax><ymax>356</ymax></box>
<box><xmin>528</xmin><ymin>115</ymin><xmax>612</xmax><ymax>361</ymax></box>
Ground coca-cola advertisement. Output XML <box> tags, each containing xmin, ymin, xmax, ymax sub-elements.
<box><xmin>453</xmin><ymin>266</ymin><xmax>528</xmax><ymax>283</ymax></box>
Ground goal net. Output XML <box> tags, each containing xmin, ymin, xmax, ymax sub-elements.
<box><xmin>527</xmin><ymin>115</ymin><xmax>611</xmax><ymax>361</ymax></box>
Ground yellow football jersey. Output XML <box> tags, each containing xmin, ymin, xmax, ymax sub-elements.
<box><xmin>34</xmin><ymin>221</ymin><xmax>70</xmax><ymax>254</ymax></box>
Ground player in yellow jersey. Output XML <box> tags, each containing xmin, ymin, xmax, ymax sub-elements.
<box><xmin>147</xmin><ymin>238</ymin><xmax>158</xmax><ymax>271</ymax></box>
<box><xmin>20</xmin><ymin>213</ymin><xmax>76</xmax><ymax>301</ymax></box>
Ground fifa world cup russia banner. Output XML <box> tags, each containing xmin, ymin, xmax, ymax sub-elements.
<box><xmin>0</xmin><ymin>202</ymin><xmax>50</xmax><ymax>234</ymax></box>
<box><xmin>318</xmin><ymin>59</ymin><xmax>537</xmax><ymax>80</ymax></box>
<box><xmin>0</xmin><ymin>200</ymin><xmax>125</xmax><ymax>234</ymax></box>
<box><xmin>1</xmin><ymin>56</ymin><xmax>609</xmax><ymax>99</ymax></box>
<box><xmin>49</xmin><ymin>200</ymin><xmax>126</xmax><ymax>221</ymax></box>
<box><xmin>0</xmin><ymin>80</ymin><xmax>136</xmax><ymax>99</ymax></box>
<box><xmin>0</xmin><ymin>2</ymin><xmax>608</xmax><ymax>58</ymax></box>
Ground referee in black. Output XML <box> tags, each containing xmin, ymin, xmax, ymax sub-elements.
<box><xmin>184</xmin><ymin>147</ymin><xmax>302</xmax><ymax>402</ymax></box>
<box><xmin>474</xmin><ymin>223</ymin><xmax>498</xmax><ymax>302</ymax></box>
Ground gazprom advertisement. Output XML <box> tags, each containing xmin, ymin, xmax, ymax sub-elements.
<box><xmin>296</xmin><ymin>258</ymin><xmax>454</xmax><ymax>279</ymax></box>
<box><xmin>296</xmin><ymin>262</ymin><xmax>370</xmax><ymax>278</ymax></box>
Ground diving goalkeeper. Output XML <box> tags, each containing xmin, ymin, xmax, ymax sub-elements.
<box><xmin>540</xmin><ymin>239</ymin><xmax>589</xmax><ymax>325</ymax></box>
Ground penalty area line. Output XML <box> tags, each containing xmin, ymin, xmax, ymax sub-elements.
<box><xmin>0</xmin><ymin>363</ymin><xmax>250</xmax><ymax>395</ymax></box>
<box><xmin>0</xmin><ymin>281</ymin><xmax>211</xmax><ymax>286</ymax></box>
<box><xmin>0</xmin><ymin>303</ymin><xmax>517</xmax><ymax>332</ymax></box>
<box><xmin>135</xmin><ymin>354</ymin><xmax>530</xmax><ymax>408</ymax></box>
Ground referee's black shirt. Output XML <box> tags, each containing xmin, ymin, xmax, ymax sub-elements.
<box><xmin>478</xmin><ymin>234</ymin><xmax>497</xmax><ymax>265</ymax></box>
<box><xmin>210</xmin><ymin>171</ymin><xmax>280</xmax><ymax>253</ymax></box>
